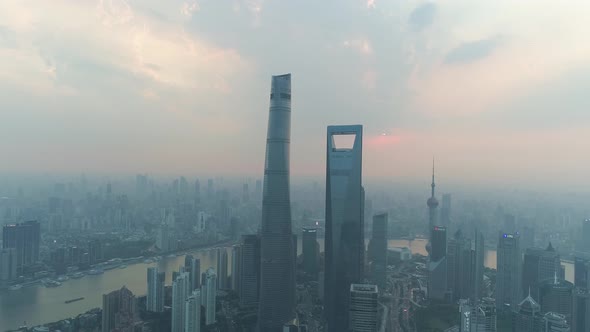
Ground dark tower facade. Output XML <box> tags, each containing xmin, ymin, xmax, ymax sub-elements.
<box><xmin>368</xmin><ymin>213</ymin><xmax>388</xmax><ymax>292</ymax></box>
<box><xmin>324</xmin><ymin>125</ymin><xmax>364</xmax><ymax>332</ymax></box>
<box><xmin>257</xmin><ymin>74</ymin><xmax>295</xmax><ymax>331</ymax></box>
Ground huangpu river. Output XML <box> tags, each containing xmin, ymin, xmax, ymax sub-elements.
<box><xmin>0</xmin><ymin>239</ymin><xmax>574</xmax><ymax>331</ymax></box>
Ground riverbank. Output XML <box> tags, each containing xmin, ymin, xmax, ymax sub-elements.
<box><xmin>0</xmin><ymin>240</ymin><xmax>236</xmax><ymax>331</ymax></box>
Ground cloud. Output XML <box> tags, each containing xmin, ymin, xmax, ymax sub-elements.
<box><xmin>343</xmin><ymin>38</ymin><xmax>373</xmax><ymax>55</ymax></box>
<box><xmin>444</xmin><ymin>37</ymin><xmax>502</xmax><ymax>64</ymax></box>
<box><xmin>408</xmin><ymin>2</ymin><xmax>436</xmax><ymax>31</ymax></box>
<box><xmin>97</xmin><ymin>0</ymin><xmax>134</xmax><ymax>27</ymax></box>
<box><xmin>366</xmin><ymin>0</ymin><xmax>376</xmax><ymax>9</ymax></box>
<box><xmin>181</xmin><ymin>2</ymin><xmax>200</xmax><ymax>18</ymax></box>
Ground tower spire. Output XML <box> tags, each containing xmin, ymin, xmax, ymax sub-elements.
<box><xmin>431</xmin><ymin>157</ymin><xmax>436</xmax><ymax>198</ymax></box>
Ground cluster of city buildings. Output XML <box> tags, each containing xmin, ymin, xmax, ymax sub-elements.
<box><xmin>9</xmin><ymin>73</ymin><xmax>590</xmax><ymax>332</ymax></box>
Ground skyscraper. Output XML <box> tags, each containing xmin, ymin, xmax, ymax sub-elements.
<box><xmin>426</xmin><ymin>160</ymin><xmax>439</xmax><ymax>255</ymax></box>
<box><xmin>581</xmin><ymin>219</ymin><xmax>590</xmax><ymax>253</ymax></box>
<box><xmin>349</xmin><ymin>284</ymin><xmax>379</xmax><ymax>332</ymax></box>
<box><xmin>325</xmin><ymin>124</ymin><xmax>364</xmax><ymax>332</ymax></box>
<box><xmin>231</xmin><ymin>244</ymin><xmax>241</xmax><ymax>292</ymax></box>
<box><xmin>102</xmin><ymin>286</ymin><xmax>137</xmax><ymax>332</ymax></box>
<box><xmin>185</xmin><ymin>289</ymin><xmax>201</xmax><ymax>332</ymax></box>
<box><xmin>440</xmin><ymin>193</ymin><xmax>452</xmax><ymax>228</ymax></box>
<box><xmin>368</xmin><ymin>213</ymin><xmax>388</xmax><ymax>293</ymax></box>
<box><xmin>2</xmin><ymin>221</ymin><xmax>40</xmax><ymax>273</ymax></box>
<box><xmin>147</xmin><ymin>267</ymin><xmax>165</xmax><ymax>312</ymax></box>
<box><xmin>240</xmin><ymin>234</ymin><xmax>261</xmax><ymax>307</ymax></box>
<box><xmin>459</xmin><ymin>298</ymin><xmax>497</xmax><ymax>332</ymax></box>
<box><xmin>496</xmin><ymin>232</ymin><xmax>522</xmax><ymax>310</ymax></box>
<box><xmin>447</xmin><ymin>230</ymin><xmax>472</xmax><ymax>301</ymax></box>
<box><xmin>572</xmin><ymin>288</ymin><xmax>590</xmax><ymax>332</ymax></box>
<box><xmin>472</xmin><ymin>230</ymin><xmax>485</xmax><ymax>301</ymax></box>
<box><xmin>302</xmin><ymin>228</ymin><xmax>319</xmax><ymax>277</ymax></box>
<box><xmin>543</xmin><ymin>312</ymin><xmax>570</xmax><ymax>332</ymax></box>
<box><xmin>428</xmin><ymin>226</ymin><xmax>448</xmax><ymax>301</ymax></box>
<box><xmin>185</xmin><ymin>256</ymin><xmax>201</xmax><ymax>291</ymax></box>
<box><xmin>0</xmin><ymin>248</ymin><xmax>17</xmax><ymax>286</ymax></box>
<box><xmin>205</xmin><ymin>268</ymin><xmax>217</xmax><ymax>325</ymax></box>
<box><xmin>512</xmin><ymin>291</ymin><xmax>544</xmax><ymax>332</ymax></box>
<box><xmin>539</xmin><ymin>276</ymin><xmax>574</xmax><ymax>324</ymax></box>
<box><xmin>172</xmin><ymin>272</ymin><xmax>190</xmax><ymax>332</ymax></box>
<box><xmin>574</xmin><ymin>255</ymin><xmax>590</xmax><ymax>289</ymax></box>
<box><xmin>523</xmin><ymin>244</ymin><xmax>561</xmax><ymax>300</ymax></box>
<box><xmin>217</xmin><ymin>249</ymin><xmax>228</xmax><ymax>290</ymax></box>
<box><xmin>258</xmin><ymin>73</ymin><xmax>295</xmax><ymax>331</ymax></box>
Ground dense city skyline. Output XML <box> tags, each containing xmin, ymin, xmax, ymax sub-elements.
<box><xmin>1</xmin><ymin>1</ymin><xmax>590</xmax><ymax>189</ymax></box>
<box><xmin>1</xmin><ymin>1</ymin><xmax>590</xmax><ymax>331</ymax></box>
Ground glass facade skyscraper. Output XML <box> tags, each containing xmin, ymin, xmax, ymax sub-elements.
<box><xmin>324</xmin><ymin>125</ymin><xmax>364</xmax><ymax>332</ymax></box>
<box><xmin>258</xmin><ymin>74</ymin><xmax>295</xmax><ymax>331</ymax></box>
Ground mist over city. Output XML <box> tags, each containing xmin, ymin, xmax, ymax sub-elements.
<box><xmin>1</xmin><ymin>1</ymin><xmax>590</xmax><ymax>332</ymax></box>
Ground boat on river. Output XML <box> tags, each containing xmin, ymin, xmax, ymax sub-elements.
<box><xmin>9</xmin><ymin>284</ymin><xmax>23</xmax><ymax>291</ymax></box>
<box><xmin>57</xmin><ymin>275</ymin><xmax>69</xmax><ymax>282</ymax></box>
<box><xmin>87</xmin><ymin>269</ymin><xmax>104</xmax><ymax>275</ymax></box>
<box><xmin>42</xmin><ymin>279</ymin><xmax>61</xmax><ymax>288</ymax></box>
<box><xmin>65</xmin><ymin>297</ymin><xmax>84</xmax><ymax>304</ymax></box>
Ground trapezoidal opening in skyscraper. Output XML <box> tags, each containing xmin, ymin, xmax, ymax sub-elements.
<box><xmin>331</xmin><ymin>133</ymin><xmax>357</xmax><ymax>151</ymax></box>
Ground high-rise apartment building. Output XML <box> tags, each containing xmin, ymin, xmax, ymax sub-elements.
<box><xmin>523</xmin><ymin>244</ymin><xmax>561</xmax><ymax>300</ymax></box>
<box><xmin>240</xmin><ymin>234</ymin><xmax>260</xmax><ymax>307</ymax></box>
<box><xmin>368</xmin><ymin>213</ymin><xmax>388</xmax><ymax>293</ymax></box>
<box><xmin>185</xmin><ymin>289</ymin><xmax>201</xmax><ymax>332</ymax></box>
<box><xmin>2</xmin><ymin>221</ymin><xmax>40</xmax><ymax>272</ymax></box>
<box><xmin>325</xmin><ymin>125</ymin><xmax>364</xmax><ymax>332</ymax></box>
<box><xmin>349</xmin><ymin>284</ymin><xmax>379</xmax><ymax>332</ymax></box>
<box><xmin>102</xmin><ymin>286</ymin><xmax>137</xmax><ymax>332</ymax></box>
<box><xmin>147</xmin><ymin>267</ymin><xmax>165</xmax><ymax>312</ymax></box>
<box><xmin>172</xmin><ymin>272</ymin><xmax>190</xmax><ymax>332</ymax></box>
<box><xmin>185</xmin><ymin>256</ymin><xmax>201</xmax><ymax>291</ymax></box>
<box><xmin>496</xmin><ymin>232</ymin><xmax>522</xmax><ymax>310</ymax></box>
<box><xmin>302</xmin><ymin>228</ymin><xmax>319</xmax><ymax>277</ymax></box>
<box><xmin>258</xmin><ymin>73</ymin><xmax>296</xmax><ymax>331</ymax></box>
<box><xmin>217</xmin><ymin>249</ymin><xmax>228</xmax><ymax>290</ymax></box>
<box><xmin>205</xmin><ymin>268</ymin><xmax>217</xmax><ymax>325</ymax></box>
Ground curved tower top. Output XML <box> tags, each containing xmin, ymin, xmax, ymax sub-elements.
<box><xmin>258</xmin><ymin>73</ymin><xmax>295</xmax><ymax>331</ymax></box>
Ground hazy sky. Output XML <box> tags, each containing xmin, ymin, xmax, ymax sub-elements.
<box><xmin>1</xmin><ymin>1</ymin><xmax>590</xmax><ymax>188</ymax></box>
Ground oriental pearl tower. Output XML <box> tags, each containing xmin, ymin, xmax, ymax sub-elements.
<box><xmin>426</xmin><ymin>159</ymin><xmax>438</xmax><ymax>256</ymax></box>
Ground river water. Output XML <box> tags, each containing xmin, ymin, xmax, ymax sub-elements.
<box><xmin>0</xmin><ymin>239</ymin><xmax>574</xmax><ymax>331</ymax></box>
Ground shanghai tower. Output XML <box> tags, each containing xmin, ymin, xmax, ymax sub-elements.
<box><xmin>257</xmin><ymin>74</ymin><xmax>295</xmax><ymax>331</ymax></box>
